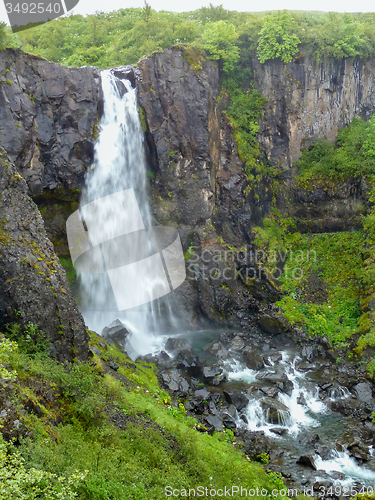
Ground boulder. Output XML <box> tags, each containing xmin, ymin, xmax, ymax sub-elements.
<box><xmin>296</xmin><ymin>455</ymin><xmax>317</xmax><ymax>470</ymax></box>
<box><xmin>205</xmin><ymin>415</ymin><xmax>223</xmax><ymax>432</ymax></box>
<box><xmin>228</xmin><ymin>335</ymin><xmax>246</xmax><ymax>352</ymax></box>
<box><xmin>243</xmin><ymin>350</ymin><xmax>264</xmax><ymax>371</ymax></box>
<box><xmin>256</xmin><ymin>372</ymin><xmax>293</xmax><ymax>395</ymax></box>
<box><xmin>354</xmin><ymin>382</ymin><xmax>374</xmax><ymax>404</ymax></box>
<box><xmin>101</xmin><ymin>320</ymin><xmax>130</xmax><ymax>347</ymax></box>
<box><xmin>223</xmin><ymin>390</ymin><xmax>249</xmax><ymax>411</ymax></box>
<box><xmin>204</xmin><ymin>341</ymin><xmax>229</xmax><ymax>359</ymax></box>
<box><xmin>202</xmin><ymin>365</ymin><xmax>227</xmax><ymax>385</ymax></box>
<box><xmin>161</xmin><ymin>369</ymin><xmax>190</xmax><ymax>396</ymax></box>
<box><xmin>258</xmin><ymin>313</ymin><xmax>290</xmax><ymax>334</ymax></box>
<box><xmin>260</xmin><ymin>398</ymin><xmax>290</xmax><ymax>425</ymax></box>
<box><xmin>165</xmin><ymin>338</ymin><xmax>192</xmax><ymax>356</ymax></box>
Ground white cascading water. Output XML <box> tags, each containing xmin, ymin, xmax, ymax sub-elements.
<box><xmin>79</xmin><ymin>69</ymin><xmax>173</xmax><ymax>357</ymax></box>
<box><xmin>224</xmin><ymin>350</ymin><xmax>375</xmax><ymax>486</ymax></box>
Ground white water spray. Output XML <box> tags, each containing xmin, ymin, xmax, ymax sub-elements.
<box><xmin>79</xmin><ymin>69</ymin><xmax>175</xmax><ymax>357</ymax></box>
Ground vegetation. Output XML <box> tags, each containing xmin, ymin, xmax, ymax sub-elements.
<box><xmin>224</xmin><ymin>85</ymin><xmax>268</xmax><ymax>182</ymax></box>
<box><xmin>257</xmin><ymin>11</ymin><xmax>300</xmax><ymax>63</ymax></box>
<box><xmin>296</xmin><ymin>115</ymin><xmax>375</xmax><ymax>185</ymax></box>
<box><xmin>251</xmin><ymin>113</ymin><xmax>375</xmax><ymax>372</ymax></box>
<box><xmin>201</xmin><ymin>20</ymin><xmax>239</xmax><ymax>73</ymax></box>
<box><xmin>0</xmin><ymin>331</ymin><xmax>286</xmax><ymax>499</ymax></box>
<box><xmin>1</xmin><ymin>7</ymin><xmax>375</xmax><ymax>69</ymax></box>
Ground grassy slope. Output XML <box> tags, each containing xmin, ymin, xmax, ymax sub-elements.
<box><xmin>0</xmin><ymin>331</ymin><xmax>285</xmax><ymax>499</ymax></box>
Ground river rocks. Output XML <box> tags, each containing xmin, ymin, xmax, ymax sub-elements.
<box><xmin>223</xmin><ymin>390</ymin><xmax>249</xmax><ymax>411</ymax></box>
<box><xmin>165</xmin><ymin>337</ymin><xmax>192</xmax><ymax>356</ymax></box>
<box><xmin>202</xmin><ymin>365</ymin><xmax>227</xmax><ymax>385</ymax></box>
<box><xmin>256</xmin><ymin>372</ymin><xmax>294</xmax><ymax>396</ymax></box>
<box><xmin>354</xmin><ymin>382</ymin><xmax>374</xmax><ymax>404</ymax></box>
<box><xmin>161</xmin><ymin>369</ymin><xmax>190</xmax><ymax>396</ymax></box>
<box><xmin>260</xmin><ymin>398</ymin><xmax>290</xmax><ymax>424</ymax></box>
<box><xmin>175</xmin><ymin>350</ymin><xmax>203</xmax><ymax>378</ymax></box>
<box><xmin>205</xmin><ymin>414</ymin><xmax>223</xmax><ymax>432</ymax></box>
<box><xmin>243</xmin><ymin>350</ymin><xmax>264</xmax><ymax>370</ymax></box>
<box><xmin>229</xmin><ymin>335</ymin><xmax>246</xmax><ymax>352</ymax></box>
<box><xmin>204</xmin><ymin>341</ymin><xmax>229</xmax><ymax>359</ymax></box>
<box><xmin>264</xmin><ymin>352</ymin><xmax>282</xmax><ymax>366</ymax></box>
<box><xmin>101</xmin><ymin>320</ymin><xmax>130</xmax><ymax>348</ymax></box>
<box><xmin>296</xmin><ymin>455</ymin><xmax>317</xmax><ymax>470</ymax></box>
<box><xmin>257</xmin><ymin>313</ymin><xmax>290</xmax><ymax>334</ymax></box>
<box><xmin>0</xmin><ymin>149</ymin><xmax>89</xmax><ymax>361</ymax></box>
<box><xmin>348</xmin><ymin>442</ymin><xmax>370</xmax><ymax>461</ymax></box>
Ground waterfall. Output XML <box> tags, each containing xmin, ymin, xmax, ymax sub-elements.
<box><xmin>77</xmin><ymin>69</ymin><xmax>176</xmax><ymax>357</ymax></box>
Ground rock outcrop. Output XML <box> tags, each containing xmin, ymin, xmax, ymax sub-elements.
<box><xmin>254</xmin><ymin>57</ymin><xmax>375</xmax><ymax>168</ymax></box>
<box><xmin>0</xmin><ymin>48</ymin><xmax>102</xmax><ymax>255</ymax></box>
<box><xmin>0</xmin><ymin>148</ymin><xmax>89</xmax><ymax>361</ymax></box>
<box><xmin>1</xmin><ymin>47</ymin><xmax>375</xmax><ymax>330</ymax></box>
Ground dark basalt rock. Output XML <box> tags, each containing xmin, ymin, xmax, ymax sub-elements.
<box><xmin>164</xmin><ymin>337</ymin><xmax>192</xmax><ymax>356</ymax></box>
<box><xmin>101</xmin><ymin>320</ymin><xmax>130</xmax><ymax>347</ymax></box>
<box><xmin>296</xmin><ymin>455</ymin><xmax>317</xmax><ymax>470</ymax></box>
<box><xmin>205</xmin><ymin>414</ymin><xmax>223</xmax><ymax>432</ymax></box>
<box><xmin>202</xmin><ymin>365</ymin><xmax>226</xmax><ymax>386</ymax></box>
<box><xmin>260</xmin><ymin>398</ymin><xmax>290</xmax><ymax>425</ymax></box>
<box><xmin>256</xmin><ymin>372</ymin><xmax>294</xmax><ymax>396</ymax></box>
<box><xmin>354</xmin><ymin>382</ymin><xmax>374</xmax><ymax>404</ymax></box>
<box><xmin>257</xmin><ymin>313</ymin><xmax>290</xmax><ymax>334</ymax></box>
<box><xmin>243</xmin><ymin>349</ymin><xmax>264</xmax><ymax>371</ymax></box>
<box><xmin>223</xmin><ymin>390</ymin><xmax>249</xmax><ymax>411</ymax></box>
<box><xmin>0</xmin><ymin>149</ymin><xmax>89</xmax><ymax>361</ymax></box>
<box><xmin>161</xmin><ymin>369</ymin><xmax>190</xmax><ymax>396</ymax></box>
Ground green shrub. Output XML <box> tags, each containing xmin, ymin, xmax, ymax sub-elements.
<box><xmin>4</xmin><ymin>322</ymin><xmax>50</xmax><ymax>356</ymax></box>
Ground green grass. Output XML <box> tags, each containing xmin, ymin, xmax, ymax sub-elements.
<box><xmin>296</xmin><ymin>115</ymin><xmax>375</xmax><ymax>186</ymax></box>
<box><xmin>276</xmin><ymin>232</ymin><xmax>362</xmax><ymax>344</ymax></box>
<box><xmin>0</xmin><ymin>332</ymin><xmax>285</xmax><ymax>499</ymax></box>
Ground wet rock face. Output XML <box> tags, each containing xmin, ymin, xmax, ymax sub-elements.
<box><xmin>254</xmin><ymin>57</ymin><xmax>375</xmax><ymax>169</ymax></box>
<box><xmin>0</xmin><ymin>150</ymin><xmax>89</xmax><ymax>361</ymax></box>
<box><xmin>0</xmin><ymin>49</ymin><xmax>102</xmax><ymax>195</ymax></box>
<box><xmin>136</xmin><ymin>47</ymin><xmax>221</xmax><ymax>227</ymax></box>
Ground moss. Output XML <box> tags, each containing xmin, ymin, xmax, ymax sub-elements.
<box><xmin>181</xmin><ymin>45</ymin><xmax>203</xmax><ymax>73</ymax></box>
<box><xmin>138</xmin><ymin>105</ymin><xmax>147</xmax><ymax>132</ymax></box>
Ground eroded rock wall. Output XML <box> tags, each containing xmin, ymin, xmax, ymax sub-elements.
<box><xmin>254</xmin><ymin>57</ymin><xmax>375</xmax><ymax>168</ymax></box>
<box><xmin>0</xmin><ymin>149</ymin><xmax>88</xmax><ymax>361</ymax></box>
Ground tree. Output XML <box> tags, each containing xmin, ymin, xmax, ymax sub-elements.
<box><xmin>257</xmin><ymin>11</ymin><xmax>300</xmax><ymax>64</ymax></box>
<box><xmin>0</xmin><ymin>23</ymin><xmax>8</xmax><ymax>50</ymax></box>
<box><xmin>201</xmin><ymin>20</ymin><xmax>239</xmax><ymax>74</ymax></box>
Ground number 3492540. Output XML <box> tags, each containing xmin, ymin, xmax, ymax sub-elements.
<box><xmin>5</xmin><ymin>3</ymin><xmax>62</xmax><ymax>14</ymax></box>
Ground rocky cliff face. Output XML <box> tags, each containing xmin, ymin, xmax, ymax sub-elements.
<box><xmin>254</xmin><ymin>57</ymin><xmax>375</xmax><ymax>168</ymax></box>
<box><xmin>253</xmin><ymin>57</ymin><xmax>375</xmax><ymax>233</ymax></box>
<box><xmin>0</xmin><ymin>148</ymin><xmax>88</xmax><ymax>361</ymax></box>
<box><xmin>0</xmin><ymin>48</ymin><xmax>102</xmax><ymax>255</ymax></box>
<box><xmin>1</xmin><ymin>47</ymin><xmax>375</xmax><ymax>331</ymax></box>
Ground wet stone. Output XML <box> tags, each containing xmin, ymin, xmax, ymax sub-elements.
<box><xmin>296</xmin><ymin>455</ymin><xmax>317</xmax><ymax>470</ymax></box>
<box><xmin>165</xmin><ymin>338</ymin><xmax>192</xmax><ymax>356</ymax></box>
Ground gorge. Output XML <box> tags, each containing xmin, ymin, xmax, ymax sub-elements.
<box><xmin>1</xmin><ymin>42</ymin><xmax>375</xmax><ymax>496</ymax></box>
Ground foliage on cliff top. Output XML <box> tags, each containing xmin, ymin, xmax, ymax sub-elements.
<box><xmin>257</xmin><ymin>11</ymin><xmax>300</xmax><ymax>63</ymax></box>
<box><xmin>4</xmin><ymin>5</ymin><xmax>375</xmax><ymax>68</ymax></box>
<box><xmin>0</xmin><ymin>331</ymin><xmax>285</xmax><ymax>499</ymax></box>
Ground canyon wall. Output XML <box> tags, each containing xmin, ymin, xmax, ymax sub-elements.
<box><xmin>253</xmin><ymin>57</ymin><xmax>375</xmax><ymax>168</ymax></box>
<box><xmin>1</xmin><ymin>48</ymin><xmax>375</xmax><ymax>331</ymax></box>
